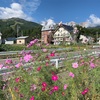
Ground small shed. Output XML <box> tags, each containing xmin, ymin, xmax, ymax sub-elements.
<box><xmin>5</xmin><ymin>37</ymin><xmax>16</xmax><ymax>44</ymax></box>
<box><xmin>16</xmin><ymin>36</ymin><xmax>29</xmax><ymax>45</ymax></box>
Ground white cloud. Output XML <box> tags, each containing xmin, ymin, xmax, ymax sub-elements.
<box><xmin>0</xmin><ymin>3</ymin><xmax>33</xmax><ymax>21</ymax></box>
<box><xmin>41</xmin><ymin>19</ymin><xmax>56</xmax><ymax>26</ymax></box>
<box><xmin>81</xmin><ymin>14</ymin><xmax>100</xmax><ymax>27</ymax></box>
<box><xmin>13</xmin><ymin>0</ymin><xmax>41</xmax><ymax>13</ymax></box>
<box><xmin>11</xmin><ymin>2</ymin><xmax>22</xmax><ymax>10</ymax></box>
<box><xmin>66</xmin><ymin>21</ymin><xmax>77</xmax><ymax>27</ymax></box>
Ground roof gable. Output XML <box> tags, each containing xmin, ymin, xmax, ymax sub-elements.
<box><xmin>17</xmin><ymin>36</ymin><xmax>29</xmax><ymax>39</ymax></box>
<box><xmin>60</xmin><ymin>24</ymin><xmax>73</xmax><ymax>31</ymax></box>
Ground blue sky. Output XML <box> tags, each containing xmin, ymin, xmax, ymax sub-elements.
<box><xmin>0</xmin><ymin>0</ymin><xmax>100</xmax><ymax>27</ymax></box>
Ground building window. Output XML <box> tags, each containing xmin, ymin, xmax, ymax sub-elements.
<box><xmin>19</xmin><ymin>41</ymin><xmax>21</xmax><ymax>43</ymax></box>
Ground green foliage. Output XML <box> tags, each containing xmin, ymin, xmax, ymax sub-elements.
<box><xmin>0</xmin><ymin>44</ymin><xmax>40</xmax><ymax>51</ymax></box>
<box><xmin>0</xmin><ymin>76</ymin><xmax>6</xmax><ymax>100</ymax></box>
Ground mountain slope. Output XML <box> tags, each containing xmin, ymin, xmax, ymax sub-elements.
<box><xmin>0</xmin><ymin>18</ymin><xmax>42</xmax><ymax>39</ymax></box>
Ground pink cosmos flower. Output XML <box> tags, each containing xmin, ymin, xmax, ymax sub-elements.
<box><xmin>30</xmin><ymin>96</ymin><xmax>35</xmax><ymax>100</ymax></box>
<box><xmin>27</xmin><ymin>39</ymin><xmax>38</xmax><ymax>48</ymax></box>
<box><xmin>49</xmin><ymin>90</ymin><xmax>53</xmax><ymax>95</ymax></box>
<box><xmin>5</xmin><ymin>66</ymin><xmax>10</xmax><ymax>69</ymax></box>
<box><xmin>42</xmin><ymin>82</ymin><xmax>47</xmax><ymax>87</ymax></box>
<box><xmin>30</xmin><ymin>84</ymin><xmax>37</xmax><ymax>91</ymax></box>
<box><xmin>15</xmin><ymin>63</ymin><xmax>23</xmax><ymax>68</ymax></box>
<box><xmin>42</xmin><ymin>48</ymin><xmax>47</xmax><ymax>52</ymax></box>
<box><xmin>51</xmin><ymin>75</ymin><xmax>58</xmax><ymax>81</ymax></box>
<box><xmin>53</xmin><ymin>86</ymin><xmax>59</xmax><ymax>91</ymax></box>
<box><xmin>24</xmin><ymin>54</ymin><xmax>33</xmax><ymax>62</ymax></box>
<box><xmin>72</xmin><ymin>62</ymin><xmax>78</xmax><ymax>68</ymax></box>
<box><xmin>81</xmin><ymin>88</ymin><xmax>89</xmax><ymax>95</ymax></box>
<box><xmin>5</xmin><ymin>59</ymin><xmax>12</xmax><ymax>64</ymax></box>
<box><xmin>14</xmin><ymin>87</ymin><xmax>19</xmax><ymax>93</ymax></box>
<box><xmin>20</xmin><ymin>57</ymin><xmax>23</xmax><ymax>62</ymax></box>
<box><xmin>90</xmin><ymin>62</ymin><xmax>96</xmax><ymax>68</ymax></box>
<box><xmin>69</xmin><ymin>72</ymin><xmax>75</xmax><ymax>78</ymax></box>
<box><xmin>0</xmin><ymin>64</ymin><xmax>3</xmax><ymax>69</ymax></box>
<box><xmin>46</xmin><ymin>43</ymin><xmax>49</xmax><ymax>46</ymax></box>
<box><xmin>64</xmin><ymin>84</ymin><xmax>68</xmax><ymax>90</ymax></box>
<box><xmin>46</xmin><ymin>62</ymin><xmax>49</xmax><ymax>66</ymax></box>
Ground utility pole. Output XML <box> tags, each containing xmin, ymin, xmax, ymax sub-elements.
<box><xmin>17</xmin><ymin>25</ymin><xmax>20</xmax><ymax>37</ymax></box>
<box><xmin>96</xmin><ymin>32</ymin><xmax>98</xmax><ymax>41</ymax></box>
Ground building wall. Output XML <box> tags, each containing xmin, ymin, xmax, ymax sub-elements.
<box><xmin>17</xmin><ymin>39</ymin><xmax>25</xmax><ymax>44</ymax></box>
<box><xmin>5</xmin><ymin>41</ymin><xmax>14</xmax><ymax>44</ymax></box>
<box><xmin>97</xmin><ymin>40</ymin><xmax>100</xmax><ymax>44</ymax></box>
<box><xmin>53</xmin><ymin>27</ymin><xmax>72</xmax><ymax>45</ymax></box>
<box><xmin>41</xmin><ymin>30</ymin><xmax>53</xmax><ymax>44</ymax></box>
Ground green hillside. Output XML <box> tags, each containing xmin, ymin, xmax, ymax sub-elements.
<box><xmin>0</xmin><ymin>18</ymin><xmax>42</xmax><ymax>39</ymax></box>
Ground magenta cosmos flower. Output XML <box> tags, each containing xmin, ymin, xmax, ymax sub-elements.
<box><xmin>81</xmin><ymin>88</ymin><xmax>89</xmax><ymax>95</ymax></box>
<box><xmin>53</xmin><ymin>86</ymin><xmax>59</xmax><ymax>91</ymax></box>
<box><xmin>37</xmin><ymin>66</ymin><xmax>42</xmax><ymax>71</ymax></box>
<box><xmin>41</xmin><ymin>87</ymin><xmax>46</xmax><ymax>91</ymax></box>
<box><xmin>15</xmin><ymin>77</ymin><xmax>20</xmax><ymax>83</ymax></box>
<box><xmin>5</xmin><ymin>59</ymin><xmax>13</xmax><ymax>64</ymax></box>
<box><xmin>15</xmin><ymin>63</ymin><xmax>23</xmax><ymax>68</ymax></box>
<box><xmin>51</xmin><ymin>75</ymin><xmax>58</xmax><ymax>81</ymax></box>
<box><xmin>72</xmin><ymin>62</ymin><xmax>79</xmax><ymax>68</ymax></box>
<box><xmin>50</xmin><ymin>52</ymin><xmax>55</xmax><ymax>57</ymax></box>
<box><xmin>30</xmin><ymin>96</ymin><xmax>35</xmax><ymax>100</ymax></box>
<box><xmin>42</xmin><ymin>82</ymin><xmax>47</xmax><ymax>87</ymax></box>
<box><xmin>24</xmin><ymin>54</ymin><xmax>33</xmax><ymax>62</ymax></box>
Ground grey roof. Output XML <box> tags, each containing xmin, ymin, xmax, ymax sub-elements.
<box><xmin>54</xmin><ymin>24</ymin><xmax>73</xmax><ymax>33</ymax></box>
<box><xmin>6</xmin><ymin>37</ymin><xmax>16</xmax><ymax>41</ymax></box>
<box><xmin>41</xmin><ymin>24</ymin><xmax>57</xmax><ymax>31</ymax></box>
<box><xmin>17</xmin><ymin>36</ymin><xmax>29</xmax><ymax>39</ymax></box>
<box><xmin>97</xmin><ymin>38</ymin><xmax>100</xmax><ymax>40</ymax></box>
<box><xmin>61</xmin><ymin>24</ymin><xmax>73</xmax><ymax>31</ymax></box>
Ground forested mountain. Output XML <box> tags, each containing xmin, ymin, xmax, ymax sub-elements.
<box><xmin>0</xmin><ymin>18</ymin><xmax>42</xmax><ymax>39</ymax></box>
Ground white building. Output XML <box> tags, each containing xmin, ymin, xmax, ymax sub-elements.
<box><xmin>97</xmin><ymin>38</ymin><xmax>100</xmax><ymax>44</ymax></box>
<box><xmin>5</xmin><ymin>37</ymin><xmax>16</xmax><ymax>44</ymax></box>
<box><xmin>79</xmin><ymin>35</ymin><xmax>89</xmax><ymax>44</ymax></box>
<box><xmin>53</xmin><ymin>24</ymin><xmax>73</xmax><ymax>45</ymax></box>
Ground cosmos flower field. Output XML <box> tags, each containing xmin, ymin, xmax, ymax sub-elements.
<box><xmin>0</xmin><ymin>39</ymin><xmax>100</xmax><ymax>100</ymax></box>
